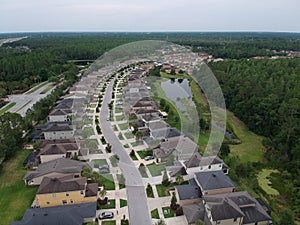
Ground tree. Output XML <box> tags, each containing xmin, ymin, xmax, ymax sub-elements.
<box><xmin>162</xmin><ymin>171</ymin><xmax>169</xmax><ymax>187</ymax></box>
<box><xmin>99</xmin><ymin>189</ymin><xmax>107</xmax><ymax>200</ymax></box>
<box><xmin>135</xmin><ymin>131</ymin><xmax>144</xmax><ymax>142</ymax></box>
<box><xmin>175</xmin><ymin>175</ymin><xmax>184</xmax><ymax>185</ymax></box>
<box><xmin>106</xmin><ymin>143</ymin><xmax>112</xmax><ymax>153</ymax></box>
<box><xmin>170</xmin><ymin>192</ymin><xmax>177</xmax><ymax>210</ymax></box>
<box><xmin>279</xmin><ymin>210</ymin><xmax>295</xmax><ymax>225</ymax></box>
<box><xmin>82</xmin><ymin>167</ymin><xmax>92</xmax><ymax>178</ymax></box>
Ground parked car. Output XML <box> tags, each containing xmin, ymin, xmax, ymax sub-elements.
<box><xmin>106</xmin><ymin>116</ymin><xmax>110</xmax><ymax>121</ymax></box>
<box><xmin>99</xmin><ymin>211</ymin><xmax>114</xmax><ymax>219</ymax></box>
<box><xmin>144</xmin><ymin>155</ymin><xmax>154</xmax><ymax>161</ymax></box>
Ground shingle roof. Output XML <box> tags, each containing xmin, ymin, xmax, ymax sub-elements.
<box><xmin>148</xmin><ymin>120</ymin><xmax>169</xmax><ymax>131</ymax></box>
<box><xmin>40</xmin><ymin>138</ymin><xmax>77</xmax><ymax>148</ymax></box>
<box><xmin>151</xmin><ymin>128</ymin><xmax>182</xmax><ymax>139</ymax></box>
<box><xmin>166</xmin><ymin>166</ymin><xmax>187</xmax><ymax>177</ymax></box>
<box><xmin>43</xmin><ymin>123</ymin><xmax>73</xmax><ymax>132</ymax></box>
<box><xmin>39</xmin><ymin>143</ymin><xmax>78</xmax><ymax>155</ymax></box>
<box><xmin>182</xmin><ymin>203</ymin><xmax>205</xmax><ymax>224</ymax></box>
<box><xmin>37</xmin><ymin>175</ymin><xmax>86</xmax><ymax>194</ymax></box>
<box><xmin>203</xmin><ymin>192</ymin><xmax>271</xmax><ymax>223</ymax></box>
<box><xmin>184</xmin><ymin>152</ymin><xmax>202</xmax><ymax>168</ymax></box>
<box><xmin>24</xmin><ymin>158</ymin><xmax>92</xmax><ymax>181</ymax></box>
<box><xmin>194</xmin><ymin>171</ymin><xmax>236</xmax><ymax>191</ymax></box>
<box><xmin>10</xmin><ymin>202</ymin><xmax>97</xmax><ymax>225</ymax></box>
<box><xmin>175</xmin><ymin>182</ymin><xmax>202</xmax><ymax>200</ymax></box>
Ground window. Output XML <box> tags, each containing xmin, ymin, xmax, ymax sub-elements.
<box><xmin>62</xmin><ymin>200</ymin><xmax>67</xmax><ymax>204</ymax></box>
<box><xmin>233</xmin><ymin>218</ymin><xmax>237</xmax><ymax>222</ymax></box>
<box><xmin>66</xmin><ymin>192</ymin><xmax>69</xmax><ymax>196</ymax></box>
<box><xmin>216</xmin><ymin>220</ymin><xmax>221</xmax><ymax>224</ymax></box>
<box><xmin>52</xmin><ymin>193</ymin><xmax>56</xmax><ymax>198</ymax></box>
<box><xmin>70</xmin><ymin>200</ymin><xmax>74</xmax><ymax>204</ymax></box>
<box><xmin>208</xmin><ymin>165</ymin><xmax>211</xmax><ymax>169</ymax></box>
<box><xmin>46</xmin><ymin>201</ymin><xmax>50</xmax><ymax>205</ymax></box>
<box><xmin>80</xmin><ymin>190</ymin><xmax>84</xmax><ymax>195</ymax></box>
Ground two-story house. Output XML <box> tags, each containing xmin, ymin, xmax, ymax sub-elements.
<box><xmin>42</xmin><ymin>122</ymin><xmax>74</xmax><ymax>140</ymax></box>
<box><xmin>35</xmin><ymin>175</ymin><xmax>98</xmax><ymax>208</ymax></box>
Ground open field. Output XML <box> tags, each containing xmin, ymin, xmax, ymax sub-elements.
<box><xmin>257</xmin><ymin>169</ymin><xmax>280</xmax><ymax>195</ymax></box>
<box><xmin>227</xmin><ymin>111</ymin><xmax>264</xmax><ymax>163</ymax></box>
<box><xmin>0</xmin><ymin>150</ymin><xmax>38</xmax><ymax>225</ymax></box>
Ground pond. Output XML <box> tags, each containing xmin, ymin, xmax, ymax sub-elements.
<box><xmin>161</xmin><ymin>78</ymin><xmax>194</xmax><ymax>111</ymax></box>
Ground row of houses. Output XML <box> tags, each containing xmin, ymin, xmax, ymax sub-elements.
<box><xmin>123</xmin><ymin>63</ymin><xmax>272</xmax><ymax>225</ymax></box>
<box><xmin>12</xmin><ymin>82</ymin><xmax>99</xmax><ymax>225</ymax></box>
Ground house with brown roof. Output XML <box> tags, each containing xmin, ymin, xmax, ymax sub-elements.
<box><xmin>39</xmin><ymin>141</ymin><xmax>79</xmax><ymax>163</ymax></box>
<box><xmin>35</xmin><ymin>175</ymin><xmax>98</xmax><ymax>208</ymax></box>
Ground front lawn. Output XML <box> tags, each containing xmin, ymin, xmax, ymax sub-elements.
<box><xmin>101</xmin><ymin>174</ymin><xmax>115</xmax><ymax>190</ymax></box>
<box><xmin>92</xmin><ymin>159</ymin><xmax>108</xmax><ymax>168</ymax></box>
<box><xmin>147</xmin><ymin>163</ymin><xmax>166</xmax><ymax>177</ymax></box>
<box><xmin>98</xmin><ymin>199</ymin><xmax>116</xmax><ymax>209</ymax></box>
<box><xmin>101</xmin><ymin>220</ymin><xmax>116</xmax><ymax>225</ymax></box>
<box><xmin>0</xmin><ymin>150</ymin><xmax>38</xmax><ymax>224</ymax></box>
<box><xmin>162</xmin><ymin>207</ymin><xmax>175</xmax><ymax>218</ymax></box>
<box><xmin>116</xmin><ymin>115</ymin><xmax>125</xmax><ymax>121</ymax></box>
<box><xmin>151</xmin><ymin>208</ymin><xmax>160</xmax><ymax>219</ymax></box>
<box><xmin>124</xmin><ymin>132</ymin><xmax>134</xmax><ymax>139</ymax></box>
<box><xmin>118</xmin><ymin>123</ymin><xmax>128</xmax><ymax>131</ymax></box>
<box><xmin>120</xmin><ymin>199</ymin><xmax>127</xmax><ymax>208</ymax></box>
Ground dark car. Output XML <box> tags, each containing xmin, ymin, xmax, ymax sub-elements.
<box><xmin>99</xmin><ymin>211</ymin><xmax>114</xmax><ymax>219</ymax></box>
<box><xmin>144</xmin><ymin>155</ymin><xmax>154</xmax><ymax>161</ymax></box>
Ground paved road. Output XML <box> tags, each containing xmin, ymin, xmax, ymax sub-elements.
<box><xmin>3</xmin><ymin>82</ymin><xmax>56</xmax><ymax>117</ymax></box>
<box><xmin>99</xmin><ymin>79</ymin><xmax>152</xmax><ymax>225</ymax></box>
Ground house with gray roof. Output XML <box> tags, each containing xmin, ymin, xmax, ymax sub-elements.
<box><xmin>48</xmin><ymin>109</ymin><xmax>72</xmax><ymax>122</ymax></box>
<box><xmin>182</xmin><ymin>202</ymin><xmax>206</xmax><ymax>225</ymax></box>
<box><xmin>194</xmin><ymin>171</ymin><xmax>235</xmax><ymax>196</ymax></box>
<box><xmin>203</xmin><ymin>192</ymin><xmax>272</xmax><ymax>225</ymax></box>
<box><xmin>10</xmin><ymin>202</ymin><xmax>97</xmax><ymax>225</ymax></box>
<box><xmin>24</xmin><ymin>158</ymin><xmax>92</xmax><ymax>186</ymax></box>
<box><xmin>175</xmin><ymin>179</ymin><xmax>202</xmax><ymax>206</ymax></box>
<box><xmin>42</xmin><ymin>122</ymin><xmax>74</xmax><ymax>140</ymax></box>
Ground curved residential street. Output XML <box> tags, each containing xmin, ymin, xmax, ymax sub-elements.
<box><xmin>99</xmin><ymin>79</ymin><xmax>152</xmax><ymax>225</ymax></box>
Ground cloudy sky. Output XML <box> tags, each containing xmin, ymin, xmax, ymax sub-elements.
<box><xmin>0</xmin><ymin>0</ymin><xmax>299</xmax><ymax>33</ymax></box>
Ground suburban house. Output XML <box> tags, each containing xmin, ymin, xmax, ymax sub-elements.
<box><xmin>194</xmin><ymin>171</ymin><xmax>235</xmax><ymax>196</ymax></box>
<box><xmin>10</xmin><ymin>202</ymin><xmax>97</xmax><ymax>225</ymax></box>
<box><xmin>35</xmin><ymin>175</ymin><xmax>98</xmax><ymax>208</ymax></box>
<box><xmin>175</xmin><ymin>171</ymin><xmax>235</xmax><ymax>206</ymax></box>
<box><xmin>42</xmin><ymin>122</ymin><xmax>74</xmax><ymax>140</ymax></box>
<box><xmin>39</xmin><ymin>141</ymin><xmax>79</xmax><ymax>163</ymax></box>
<box><xmin>181</xmin><ymin>192</ymin><xmax>271</xmax><ymax>225</ymax></box>
<box><xmin>24</xmin><ymin>158</ymin><xmax>92</xmax><ymax>186</ymax></box>
<box><xmin>48</xmin><ymin>109</ymin><xmax>72</xmax><ymax>122</ymax></box>
<box><xmin>182</xmin><ymin>153</ymin><xmax>229</xmax><ymax>176</ymax></box>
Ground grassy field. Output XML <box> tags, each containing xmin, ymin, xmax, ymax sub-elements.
<box><xmin>227</xmin><ymin>111</ymin><xmax>264</xmax><ymax>163</ymax></box>
<box><xmin>0</xmin><ymin>102</ymin><xmax>16</xmax><ymax>116</ymax></box>
<box><xmin>101</xmin><ymin>220</ymin><xmax>116</xmax><ymax>225</ymax></box>
<box><xmin>257</xmin><ymin>169</ymin><xmax>280</xmax><ymax>195</ymax></box>
<box><xmin>0</xmin><ymin>150</ymin><xmax>38</xmax><ymax>225</ymax></box>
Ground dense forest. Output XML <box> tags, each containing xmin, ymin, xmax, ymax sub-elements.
<box><xmin>210</xmin><ymin>58</ymin><xmax>300</xmax><ymax>219</ymax></box>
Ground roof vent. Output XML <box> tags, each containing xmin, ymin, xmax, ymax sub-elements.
<box><xmin>212</xmin><ymin>174</ymin><xmax>216</xmax><ymax>177</ymax></box>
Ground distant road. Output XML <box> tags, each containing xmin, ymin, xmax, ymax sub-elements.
<box><xmin>100</xmin><ymin>80</ymin><xmax>152</xmax><ymax>225</ymax></box>
<box><xmin>0</xmin><ymin>36</ymin><xmax>27</xmax><ymax>47</ymax></box>
<box><xmin>0</xmin><ymin>82</ymin><xmax>56</xmax><ymax>117</ymax></box>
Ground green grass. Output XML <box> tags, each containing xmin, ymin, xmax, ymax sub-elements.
<box><xmin>109</xmin><ymin>155</ymin><xmax>119</xmax><ymax>167</ymax></box>
<box><xmin>257</xmin><ymin>169</ymin><xmax>280</xmax><ymax>195</ymax></box>
<box><xmin>162</xmin><ymin>207</ymin><xmax>175</xmax><ymax>218</ymax></box>
<box><xmin>138</xmin><ymin>165</ymin><xmax>148</xmax><ymax>178</ymax></box>
<box><xmin>124</xmin><ymin>132</ymin><xmax>134</xmax><ymax>139</ymax></box>
<box><xmin>130</xmin><ymin>141</ymin><xmax>140</xmax><ymax>147</ymax></box>
<box><xmin>87</xmin><ymin>109</ymin><xmax>94</xmax><ymax>114</ymax></box>
<box><xmin>92</xmin><ymin>159</ymin><xmax>108</xmax><ymax>168</ymax></box>
<box><xmin>101</xmin><ymin>174</ymin><xmax>115</xmax><ymax>190</ymax></box>
<box><xmin>80</xmin><ymin>127</ymin><xmax>95</xmax><ymax>138</ymax></box>
<box><xmin>118</xmin><ymin>133</ymin><xmax>124</xmax><ymax>140</ymax></box>
<box><xmin>123</xmin><ymin>144</ymin><xmax>129</xmax><ymax>148</ymax></box>
<box><xmin>116</xmin><ymin>115</ymin><xmax>125</xmax><ymax>121</ymax></box>
<box><xmin>40</xmin><ymin>83</ymin><xmax>56</xmax><ymax>94</ymax></box>
<box><xmin>81</xmin><ymin>139</ymin><xmax>99</xmax><ymax>152</ymax></box>
<box><xmin>118</xmin><ymin>123</ymin><xmax>128</xmax><ymax>130</ymax></box>
<box><xmin>227</xmin><ymin>111</ymin><xmax>264</xmax><ymax>163</ymax></box>
<box><xmin>115</xmin><ymin>108</ymin><xmax>122</xmax><ymax>113</ymax></box>
<box><xmin>117</xmin><ymin>174</ymin><xmax>126</xmax><ymax>189</ymax></box>
<box><xmin>151</xmin><ymin>208</ymin><xmax>160</xmax><ymax>219</ymax></box>
<box><xmin>0</xmin><ymin>102</ymin><xmax>16</xmax><ymax>115</ymax></box>
<box><xmin>156</xmin><ymin>184</ymin><xmax>171</xmax><ymax>197</ymax></box>
<box><xmin>147</xmin><ymin>163</ymin><xmax>166</xmax><ymax>177</ymax></box>
<box><xmin>137</xmin><ymin>151</ymin><xmax>147</xmax><ymax>159</ymax></box>
<box><xmin>130</xmin><ymin>153</ymin><xmax>138</xmax><ymax>161</ymax></box>
<box><xmin>146</xmin><ymin>185</ymin><xmax>154</xmax><ymax>198</ymax></box>
<box><xmin>0</xmin><ymin>150</ymin><xmax>38</xmax><ymax>224</ymax></box>
<box><xmin>25</xmin><ymin>81</ymin><xmax>49</xmax><ymax>94</ymax></box>
<box><xmin>16</xmin><ymin>100</ymin><xmax>32</xmax><ymax>113</ymax></box>
<box><xmin>101</xmin><ymin>220</ymin><xmax>116</xmax><ymax>225</ymax></box>
<box><xmin>113</xmin><ymin>125</ymin><xmax>118</xmax><ymax>131</ymax></box>
<box><xmin>120</xmin><ymin>199</ymin><xmax>127</xmax><ymax>208</ymax></box>
<box><xmin>99</xmin><ymin>199</ymin><xmax>116</xmax><ymax>209</ymax></box>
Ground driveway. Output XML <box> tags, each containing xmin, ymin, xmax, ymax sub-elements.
<box><xmin>99</xmin><ymin>79</ymin><xmax>152</xmax><ymax>225</ymax></box>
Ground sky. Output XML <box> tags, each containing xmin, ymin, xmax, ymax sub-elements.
<box><xmin>0</xmin><ymin>0</ymin><xmax>300</xmax><ymax>33</ymax></box>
